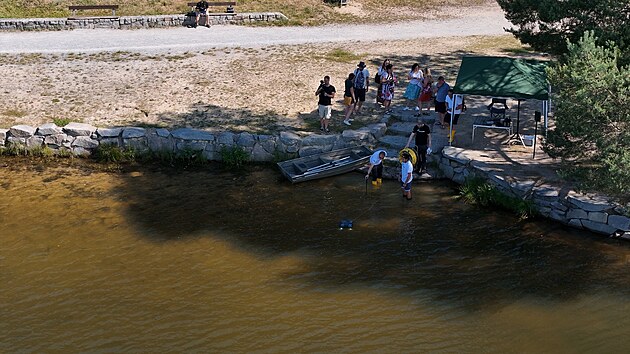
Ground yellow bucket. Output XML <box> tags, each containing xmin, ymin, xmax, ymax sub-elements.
<box><xmin>398</xmin><ymin>148</ymin><xmax>417</xmax><ymax>165</ymax></box>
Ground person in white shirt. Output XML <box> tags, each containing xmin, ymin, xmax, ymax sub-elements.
<box><xmin>445</xmin><ymin>89</ymin><xmax>464</xmax><ymax>143</ymax></box>
<box><xmin>403</xmin><ymin>63</ymin><xmax>423</xmax><ymax>111</ymax></box>
<box><xmin>365</xmin><ymin>149</ymin><xmax>387</xmax><ymax>186</ymax></box>
<box><xmin>400</xmin><ymin>152</ymin><xmax>414</xmax><ymax>200</ymax></box>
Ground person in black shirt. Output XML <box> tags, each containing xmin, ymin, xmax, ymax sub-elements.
<box><xmin>405</xmin><ymin>122</ymin><xmax>432</xmax><ymax>173</ymax></box>
<box><xmin>195</xmin><ymin>0</ymin><xmax>210</xmax><ymax>28</ymax></box>
<box><xmin>343</xmin><ymin>72</ymin><xmax>356</xmax><ymax>126</ymax></box>
<box><xmin>315</xmin><ymin>76</ymin><xmax>336</xmax><ymax>133</ymax></box>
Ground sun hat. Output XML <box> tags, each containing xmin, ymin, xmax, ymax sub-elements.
<box><xmin>357</xmin><ymin>61</ymin><xmax>366</xmax><ymax>68</ymax></box>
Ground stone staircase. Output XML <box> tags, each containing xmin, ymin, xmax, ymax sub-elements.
<box><xmin>365</xmin><ymin>106</ymin><xmax>452</xmax><ymax>179</ymax></box>
<box><xmin>375</xmin><ymin>107</ymin><xmax>450</xmax><ymax>160</ymax></box>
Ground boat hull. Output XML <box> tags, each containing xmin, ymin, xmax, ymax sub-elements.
<box><xmin>277</xmin><ymin>146</ymin><xmax>372</xmax><ymax>183</ymax></box>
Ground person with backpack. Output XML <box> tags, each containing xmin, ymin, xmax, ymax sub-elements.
<box><xmin>352</xmin><ymin>61</ymin><xmax>370</xmax><ymax>114</ymax></box>
<box><xmin>194</xmin><ymin>0</ymin><xmax>210</xmax><ymax>28</ymax></box>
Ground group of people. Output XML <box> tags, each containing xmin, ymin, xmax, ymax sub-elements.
<box><xmin>317</xmin><ymin>60</ymin><xmax>462</xmax><ymax>142</ymax></box>
<box><xmin>364</xmin><ymin>149</ymin><xmax>415</xmax><ymax>200</ymax></box>
<box><xmin>315</xmin><ymin>59</ymin><xmax>465</xmax><ymax>197</ymax></box>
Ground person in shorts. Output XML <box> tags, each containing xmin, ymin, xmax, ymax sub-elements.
<box><xmin>352</xmin><ymin>61</ymin><xmax>370</xmax><ymax>114</ymax></box>
<box><xmin>445</xmin><ymin>89</ymin><xmax>463</xmax><ymax>143</ymax></box>
<box><xmin>343</xmin><ymin>73</ymin><xmax>356</xmax><ymax>126</ymax></box>
<box><xmin>315</xmin><ymin>75</ymin><xmax>336</xmax><ymax>133</ymax></box>
<box><xmin>194</xmin><ymin>0</ymin><xmax>210</xmax><ymax>28</ymax></box>
<box><xmin>434</xmin><ymin>76</ymin><xmax>450</xmax><ymax>127</ymax></box>
<box><xmin>400</xmin><ymin>152</ymin><xmax>414</xmax><ymax>200</ymax></box>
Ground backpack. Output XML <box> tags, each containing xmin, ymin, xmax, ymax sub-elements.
<box><xmin>354</xmin><ymin>69</ymin><xmax>365</xmax><ymax>89</ymax></box>
<box><xmin>374</xmin><ymin>72</ymin><xmax>381</xmax><ymax>84</ymax></box>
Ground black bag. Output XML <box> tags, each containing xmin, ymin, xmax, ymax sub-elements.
<box><xmin>374</xmin><ymin>73</ymin><xmax>381</xmax><ymax>84</ymax></box>
<box><xmin>186</xmin><ymin>11</ymin><xmax>196</xmax><ymax>17</ymax></box>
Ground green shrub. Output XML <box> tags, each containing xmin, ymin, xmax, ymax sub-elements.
<box><xmin>175</xmin><ymin>148</ymin><xmax>207</xmax><ymax>169</ymax></box>
<box><xmin>140</xmin><ymin>148</ymin><xmax>207</xmax><ymax>169</ymax></box>
<box><xmin>92</xmin><ymin>143</ymin><xmax>136</xmax><ymax>164</ymax></box>
<box><xmin>5</xmin><ymin>142</ymin><xmax>27</xmax><ymax>156</ymax></box>
<box><xmin>56</xmin><ymin>148</ymin><xmax>73</xmax><ymax>158</ymax></box>
<box><xmin>28</xmin><ymin>145</ymin><xmax>54</xmax><ymax>158</ymax></box>
<box><xmin>459</xmin><ymin>177</ymin><xmax>537</xmax><ymax>220</ymax></box>
<box><xmin>220</xmin><ymin>146</ymin><xmax>249</xmax><ymax>169</ymax></box>
<box><xmin>52</xmin><ymin>118</ymin><xmax>71</xmax><ymax>127</ymax></box>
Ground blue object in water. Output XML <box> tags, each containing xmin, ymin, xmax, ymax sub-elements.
<box><xmin>339</xmin><ymin>219</ymin><xmax>353</xmax><ymax>229</ymax></box>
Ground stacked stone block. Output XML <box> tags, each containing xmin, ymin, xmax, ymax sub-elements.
<box><xmin>0</xmin><ymin>13</ymin><xmax>288</xmax><ymax>31</ymax></box>
<box><xmin>435</xmin><ymin>146</ymin><xmax>630</xmax><ymax>239</ymax></box>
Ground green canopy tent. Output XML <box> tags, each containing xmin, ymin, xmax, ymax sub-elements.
<box><xmin>452</xmin><ymin>56</ymin><xmax>551</xmax><ymax>145</ymax></box>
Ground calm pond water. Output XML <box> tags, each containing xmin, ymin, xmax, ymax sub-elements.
<box><xmin>1</xmin><ymin>158</ymin><xmax>630</xmax><ymax>353</ymax></box>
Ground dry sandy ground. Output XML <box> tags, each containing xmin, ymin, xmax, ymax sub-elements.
<box><xmin>0</xmin><ymin>34</ymin><xmax>543</xmax><ymax>136</ymax></box>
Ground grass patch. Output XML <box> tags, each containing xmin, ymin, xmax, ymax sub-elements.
<box><xmin>4</xmin><ymin>142</ymin><xmax>27</xmax><ymax>156</ymax></box>
<box><xmin>219</xmin><ymin>145</ymin><xmax>249</xmax><ymax>169</ymax></box>
<box><xmin>140</xmin><ymin>148</ymin><xmax>207</xmax><ymax>169</ymax></box>
<box><xmin>465</xmin><ymin>35</ymin><xmax>531</xmax><ymax>54</ymax></box>
<box><xmin>321</xmin><ymin>48</ymin><xmax>364</xmax><ymax>63</ymax></box>
<box><xmin>2</xmin><ymin>109</ymin><xmax>27</xmax><ymax>118</ymax></box>
<box><xmin>93</xmin><ymin>143</ymin><xmax>136</xmax><ymax>164</ymax></box>
<box><xmin>28</xmin><ymin>145</ymin><xmax>55</xmax><ymax>158</ymax></box>
<box><xmin>52</xmin><ymin>118</ymin><xmax>71</xmax><ymax>127</ymax></box>
<box><xmin>459</xmin><ymin>176</ymin><xmax>537</xmax><ymax>220</ymax></box>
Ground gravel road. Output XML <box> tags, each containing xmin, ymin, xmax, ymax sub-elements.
<box><xmin>0</xmin><ymin>6</ymin><xmax>510</xmax><ymax>54</ymax></box>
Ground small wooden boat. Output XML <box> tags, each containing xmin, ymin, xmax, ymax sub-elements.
<box><xmin>277</xmin><ymin>146</ymin><xmax>372</xmax><ymax>183</ymax></box>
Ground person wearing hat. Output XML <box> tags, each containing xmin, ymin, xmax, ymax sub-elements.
<box><xmin>400</xmin><ymin>151</ymin><xmax>414</xmax><ymax>200</ymax></box>
<box><xmin>352</xmin><ymin>61</ymin><xmax>370</xmax><ymax>114</ymax></box>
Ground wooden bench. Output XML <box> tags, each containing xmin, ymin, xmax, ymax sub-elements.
<box><xmin>68</xmin><ymin>5</ymin><xmax>119</xmax><ymax>19</ymax></box>
<box><xmin>187</xmin><ymin>2</ymin><xmax>236</xmax><ymax>14</ymax></box>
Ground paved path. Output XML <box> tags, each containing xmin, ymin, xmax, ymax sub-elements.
<box><xmin>0</xmin><ymin>7</ymin><xmax>510</xmax><ymax>54</ymax></box>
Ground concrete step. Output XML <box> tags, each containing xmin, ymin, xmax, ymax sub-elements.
<box><xmin>377</xmin><ymin>135</ymin><xmax>409</xmax><ymax>150</ymax></box>
<box><xmin>388</xmin><ymin>122</ymin><xmax>417</xmax><ymax>136</ymax></box>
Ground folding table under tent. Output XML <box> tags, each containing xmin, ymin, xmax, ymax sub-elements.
<box><xmin>451</xmin><ymin>56</ymin><xmax>551</xmax><ymax>146</ymax></box>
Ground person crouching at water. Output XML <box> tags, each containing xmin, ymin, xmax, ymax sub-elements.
<box><xmin>365</xmin><ymin>149</ymin><xmax>387</xmax><ymax>186</ymax></box>
<box><xmin>400</xmin><ymin>152</ymin><xmax>413</xmax><ymax>200</ymax></box>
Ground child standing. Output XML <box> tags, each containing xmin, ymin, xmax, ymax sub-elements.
<box><xmin>400</xmin><ymin>152</ymin><xmax>413</xmax><ymax>200</ymax></box>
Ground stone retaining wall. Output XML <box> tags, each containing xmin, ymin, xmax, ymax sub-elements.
<box><xmin>0</xmin><ymin>13</ymin><xmax>287</xmax><ymax>31</ymax></box>
<box><xmin>435</xmin><ymin>146</ymin><xmax>630</xmax><ymax>240</ymax></box>
<box><xmin>0</xmin><ymin>122</ymin><xmax>386</xmax><ymax>162</ymax></box>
